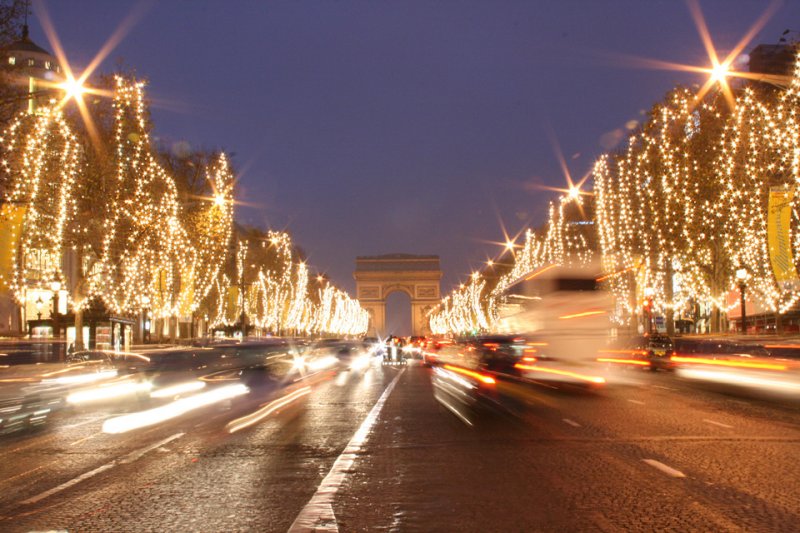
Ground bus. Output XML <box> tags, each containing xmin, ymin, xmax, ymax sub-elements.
<box><xmin>494</xmin><ymin>262</ymin><xmax>612</xmax><ymax>382</ymax></box>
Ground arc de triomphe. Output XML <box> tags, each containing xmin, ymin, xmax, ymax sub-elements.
<box><xmin>354</xmin><ymin>254</ymin><xmax>442</xmax><ymax>336</ymax></box>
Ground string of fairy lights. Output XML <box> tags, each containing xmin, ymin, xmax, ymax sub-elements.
<box><xmin>428</xmin><ymin>193</ymin><xmax>594</xmax><ymax>335</ymax></box>
<box><xmin>1</xmin><ymin>76</ymin><xmax>369</xmax><ymax>337</ymax></box>
<box><xmin>206</xmin><ymin>230</ymin><xmax>369</xmax><ymax>336</ymax></box>
<box><xmin>1</xmin><ymin>105</ymin><xmax>80</xmax><ymax>301</ymax></box>
<box><xmin>431</xmin><ymin>52</ymin><xmax>800</xmax><ymax>336</ymax></box>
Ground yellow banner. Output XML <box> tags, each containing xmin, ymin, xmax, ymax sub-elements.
<box><xmin>767</xmin><ymin>186</ymin><xmax>799</xmax><ymax>285</ymax></box>
<box><xmin>0</xmin><ymin>204</ymin><xmax>26</xmax><ymax>292</ymax></box>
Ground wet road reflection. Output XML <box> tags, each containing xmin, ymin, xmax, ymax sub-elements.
<box><xmin>2</xmin><ymin>337</ymin><xmax>800</xmax><ymax>531</ymax></box>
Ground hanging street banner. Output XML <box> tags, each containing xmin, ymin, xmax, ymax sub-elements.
<box><xmin>767</xmin><ymin>186</ymin><xmax>799</xmax><ymax>288</ymax></box>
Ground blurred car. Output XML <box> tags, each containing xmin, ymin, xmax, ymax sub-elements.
<box><xmin>362</xmin><ymin>337</ymin><xmax>384</xmax><ymax>356</ymax></box>
<box><xmin>463</xmin><ymin>336</ymin><xmax>532</xmax><ymax>376</ymax></box>
<box><xmin>0</xmin><ymin>350</ymin><xmax>118</xmax><ymax>435</ymax></box>
<box><xmin>402</xmin><ymin>336</ymin><xmax>426</xmax><ymax>359</ymax></box>
<box><xmin>599</xmin><ymin>334</ymin><xmax>674</xmax><ymax>371</ymax></box>
<box><xmin>636</xmin><ymin>334</ymin><xmax>674</xmax><ymax>371</ymax></box>
<box><xmin>421</xmin><ymin>338</ymin><xmax>447</xmax><ymax>366</ymax></box>
<box><xmin>113</xmin><ymin>341</ymin><xmax>293</xmax><ymax>382</ymax></box>
<box><xmin>424</xmin><ymin>336</ymin><xmax>532</xmax><ymax>377</ymax></box>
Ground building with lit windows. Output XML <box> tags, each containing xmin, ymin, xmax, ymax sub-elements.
<box><xmin>1</xmin><ymin>22</ymin><xmax>62</xmax><ymax>114</ymax></box>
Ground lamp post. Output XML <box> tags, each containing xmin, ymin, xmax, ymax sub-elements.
<box><xmin>736</xmin><ymin>268</ymin><xmax>747</xmax><ymax>335</ymax></box>
<box><xmin>35</xmin><ymin>295</ymin><xmax>43</xmax><ymax>320</ymax></box>
<box><xmin>141</xmin><ymin>295</ymin><xmax>151</xmax><ymax>344</ymax></box>
<box><xmin>644</xmin><ymin>287</ymin><xmax>655</xmax><ymax>334</ymax></box>
<box><xmin>50</xmin><ymin>279</ymin><xmax>61</xmax><ymax>336</ymax></box>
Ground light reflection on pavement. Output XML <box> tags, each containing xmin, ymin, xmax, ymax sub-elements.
<box><xmin>1</xmin><ymin>358</ymin><xmax>800</xmax><ymax>531</ymax></box>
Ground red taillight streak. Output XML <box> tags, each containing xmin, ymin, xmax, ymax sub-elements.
<box><xmin>443</xmin><ymin>364</ymin><xmax>496</xmax><ymax>385</ymax></box>
<box><xmin>599</xmin><ymin>349</ymin><xmax>648</xmax><ymax>357</ymax></box>
<box><xmin>558</xmin><ymin>310</ymin><xmax>606</xmax><ymax>320</ymax></box>
<box><xmin>514</xmin><ymin>363</ymin><xmax>606</xmax><ymax>384</ymax></box>
<box><xmin>670</xmin><ymin>355</ymin><xmax>787</xmax><ymax>371</ymax></box>
<box><xmin>525</xmin><ymin>264</ymin><xmax>558</xmax><ymax>281</ymax></box>
<box><xmin>596</xmin><ymin>357</ymin><xmax>650</xmax><ymax>366</ymax></box>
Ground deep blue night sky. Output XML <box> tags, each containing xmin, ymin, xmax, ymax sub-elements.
<box><xmin>30</xmin><ymin>1</ymin><xmax>800</xmax><ymax>299</ymax></box>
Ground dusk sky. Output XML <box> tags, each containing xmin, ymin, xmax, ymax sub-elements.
<box><xmin>30</xmin><ymin>0</ymin><xmax>800</xmax><ymax>300</ymax></box>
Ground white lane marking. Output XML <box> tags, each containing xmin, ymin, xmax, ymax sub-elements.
<box><xmin>61</xmin><ymin>416</ymin><xmax>107</xmax><ymax>430</ymax></box>
<box><xmin>653</xmin><ymin>385</ymin><xmax>676</xmax><ymax>391</ymax></box>
<box><xmin>642</xmin><ymin>459</ymin><xmax>686</xmax><ymax>478</ymax></box>
<box><xmin>289</xmin><ymin>369</ymin><xmax>405</xmax><ymax>532</ymax></box>
<box><xmin>69</xmin><ymin>432</ymin><xmax>100</xmax><ymax>446</ymax></box>
<box><xmin>21</xmin><ymin>432</ymin><xmax>184</xmax><ymax>505</ymax></box>
<box><xmin>627</xmin><ymin>399</ymin><xmax>645</xmax><ymax>405</ymax></box>
<box><xmin>562</xmin><ymin>418</ymin><xmax>581</xmax><ymax>427</ymax></box>
<box><xmin>703</xmin><ymin>419</ymin><xmax>734</xmax><ymax>429</ymax></box>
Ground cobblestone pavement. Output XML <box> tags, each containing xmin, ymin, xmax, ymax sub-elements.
<box><xmin>2</xmin><ymin>360</ymin><xmax>800</xmax><ymax>532</ymax></box>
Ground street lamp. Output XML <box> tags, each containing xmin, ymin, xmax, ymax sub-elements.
<box><xmin>141</xmin><ymin>295</ymin><xmax>151</xmax><ymax>343</ymax></box>
<box><xmin>736</xmin><ymin>268</ymin><xmax>747</xmax><ymax>335</ymax></box>
<box><xmin>50</xmin><ymin>279</ymin><xmax>61</xmax><ymax>309</ymax></box>
<box><xmin>35</xmin><ymin>295</ymin><xmax>44</xmax><ymax>320</ymax></box>
<box><xmin>644</xmin><ymin>287</ymin><xmax>655</xmax><ymax>334</ymax></box>
<box><xmin>50</xmin><ymin>280</ymin><xmax>62</xmax><ymax>336</ymax></box>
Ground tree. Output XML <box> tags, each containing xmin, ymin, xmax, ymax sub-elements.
<box><xmin>0</xmin><ymin>0</ymin><xmax>27</xmax><ymax>130</ymax></box>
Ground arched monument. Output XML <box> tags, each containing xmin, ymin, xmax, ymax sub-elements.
<box><xmin>354</xmin><ymin>254</ymin><xmax>441</xmax><ymax>336</ymax></box>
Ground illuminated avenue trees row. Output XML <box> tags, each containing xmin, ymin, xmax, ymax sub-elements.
<box><xmin>431</xmin><ymin>54</ymin><xmax>800</xmax><ymax>336</ymax></box>
<box><xmin>0</xmin><ymin>76</ymin><xmax>369</xmax><ymax>338</ymax></box>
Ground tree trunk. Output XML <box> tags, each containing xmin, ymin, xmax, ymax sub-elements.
<box><xmin>74</xmin><ymin>308</ymin><xmax>84</xmax><ymax>350</ymax></box>
<box><xmin>776</xmin><ymin>311</ymin><xmax>783</xmax><ymax>334</ymax></box>
<box><xmin>710</xmin><ymin>306</ymin><xmax>720</xmax><ymax>334</ymax></box>
<box><xmin>169</xmin><ymin>315</ymin><xmax>177</xmax><ymax>343</ymax></box>
<box><xmin>665</xmin><ymin>258</ymin><xmax>675</xmax><ymax>336</ymax></box>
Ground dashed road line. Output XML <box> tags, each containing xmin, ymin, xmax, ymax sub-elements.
<box><xmin>627</xmin><ymin>399</ymin><xmax>645</xmax><ymax>405</ymax></box>
<box><xmin>703</xmin><ymin>419</ymin><xmax>734</xmax><ymax>429</ymax></box>
<box><xmin>62</xmin><ymin>415</ymin><xmax>107</xmax><ymax>430</ymax></box>
<box><xmin>21</xmin><ymin>432</ymin><xmax>184</xmax><ymax>505</ymax></box>
<box><xmin>562</xmin><ymin>418</ymin><xmax>581</xmax><ymax>427</ymax></box>
<box><xmin>642</xmin><ymin>459</ymin><xmax>686</xmax><ymax>478</ymax></box>
<box><xmin>289</xmin><ymin>368</ymin><xmax>405</xmax><ymax>532</ymax></box>
<box><xmin>1</xmin><ymin>465</ymin><xmax>46</xmax><ymax>484</ymax></box>
<box><xmin>69</xmin><ymin>432</ymin><xmax>100</xmax><ymax>446</ymax></box>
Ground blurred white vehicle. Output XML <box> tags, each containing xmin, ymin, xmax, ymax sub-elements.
<box><xmin>494</xmin><ymin>262</ymin><xmax>612</xmax><ymax>384</ymax></box>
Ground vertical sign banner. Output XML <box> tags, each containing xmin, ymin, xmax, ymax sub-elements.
<box><xmin>0</xmin><ymin>204</ymin><xmax>27</xmax><ymax>292</ymax></box>
<box><xmin>767</xmin><ymin>186</ymin><xmax>799</xmax><ymax>287</ymax></box>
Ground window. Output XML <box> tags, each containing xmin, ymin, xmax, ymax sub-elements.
<box><xmin>8</xmin><ymin>56</ymin><xmax>15</xmax><ymax>65</ymax></box>
<box><xmin>44</xmin><ymin>61</ymin><xmax>51</xmax><ymax>70</ymax></box>
<box><xmin>27</xmin><ymin>58</ymin><xmax>35</xmax><ymax>67</ymax></box>
<box><xmin>55</xmin><ymin>65</ymin><xmax>61</xmax><ymax>73</ymax></box>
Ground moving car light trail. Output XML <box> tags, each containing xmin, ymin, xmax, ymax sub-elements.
<box><xmin>442</xmin><ymin>364</ymin><xmax>496</xmax><ymax>385</ymax></box>
<box><xmin>514</xmin><ymin>363</ymin><xmax>606</xmax><ymax>384</ymax></box>
<box><xmin>102</xmin><ymin>383</ymin><xmax>249</xmax><ymax>434</ymax></box>
<box><xmin>66</xmin><ymin>380</ymin><xmax>152</xmax><ymax>405</ymax></box>
<box><xmin>226</xmin><ymin>386</ymin><xmax>312</xmax><ymax>433</ymax></box>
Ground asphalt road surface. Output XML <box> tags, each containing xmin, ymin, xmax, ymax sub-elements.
<box><xmin>2</xmin><ymin>360</ymin><xmax>800</xmax><ymax>532</ymax></box>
